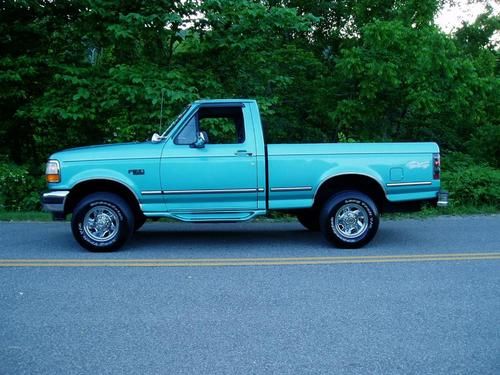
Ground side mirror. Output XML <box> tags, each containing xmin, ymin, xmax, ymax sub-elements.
<box><xmin>151</xmin><ymin>133</ymin><xmax>163</xmax><ymax>143</ymax></box>
<box><xmin>190</xmin><ymin>131</ymin><xmax>208</xmax><ymax>148</ymax></box>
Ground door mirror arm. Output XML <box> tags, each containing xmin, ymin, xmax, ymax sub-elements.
<box><xmin>190</xmin><ymin>131</ymin><xmax>207</xmax><ymax>148</ymax></box>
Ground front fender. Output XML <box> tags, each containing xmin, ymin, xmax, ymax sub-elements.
<box><xmin>66</xmin><ymin>169</ymin><xmax>140</xmax><ymax>198</ymax></box>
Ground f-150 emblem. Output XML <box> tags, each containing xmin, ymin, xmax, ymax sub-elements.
<box><xmin>128</xmin><ymin>169</ymin><xmax>145</xmax><ymax>175</ymax></box>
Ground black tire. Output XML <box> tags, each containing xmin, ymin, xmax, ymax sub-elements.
<box><xmin>134</xmin><ymin>215</ymin><xmax>147</xmax><ymax>232</ymax></box>
<box><xmin>297</xmin><ymin>211</ymin><xmax>320</xmax><ymax>231</ymax></box>
<box><xmin>71</xmin><ymin>192</ymin><xmax>135</xmax><ymax>252</ymax></box>
<box><xmin>320</xmin><ymin>191</ymin><xmax>379</xmax><ymax>249</ymax></box>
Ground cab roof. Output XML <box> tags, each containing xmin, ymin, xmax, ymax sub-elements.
<box><xmin>193</xmin><ymin>99</ymin><xmax>256</xmax><ymax>105</ymax></box>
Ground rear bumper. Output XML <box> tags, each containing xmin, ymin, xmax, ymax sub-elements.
<box><xmin>437</xmin><ymin>190</ymin><xmax>449</xmax><ymax>207</ymax></box>
<box><xmin>383</xmin><ymin>189</ymin><xmax>448</xmax><ymax>212</ymax></box>
<box><xmin>41</xmin><ymin>191</ymin><xmax>70</xmax><ymax>217</ymax></box>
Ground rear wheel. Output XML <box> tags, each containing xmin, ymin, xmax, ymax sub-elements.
<box><xmin>297</xmin><ymin>211</ymin><xmax>320</xmax><ymax>231</ymax></box>
<box><xmin>71</xmin><ymin>192</ymin><xmax>135</xmax><ymax>252</ymax></box>
<box><xmin>320</xmin><ymin>191</ymin><xmax>379</xmax><ymax>248</ymax></box>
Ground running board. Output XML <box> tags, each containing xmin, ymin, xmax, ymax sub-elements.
<box><xmin>143</xmin><ymin>210</ymin><xmax>266</xmax><ymax>223</ymax></box>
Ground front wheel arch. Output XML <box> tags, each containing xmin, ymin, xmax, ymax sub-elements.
<box><xmin>65</xmin><ymin>179</ymin><xmax>143</xmax><ymax>224</ymax></box>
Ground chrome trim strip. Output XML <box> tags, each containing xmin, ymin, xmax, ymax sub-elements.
<box><xmin>65</xmin><ymin>157</ymin><xmax>160</xmax><ymax>163</ymax></box>
<box><xmin>142</xmin><ymin>188</ymin><xmax>263</xmax><ymax>195</ymax></box>
<box><xmin>141</xmin><ymin>191</ymin><xmax>163</xmax><ymax>195</ymax></box>
<box><xmin>163</xmin><ymin>188</ymin><xmax>260</xmax><ymax>195</ymax></box>
<box><xmin>270</xmin><ymin>186</ymin><xmax>313</xmax><ymax>192</ymax></box>
<box><xmin>386</xmin><ymin>182</ymin><xmax>432</xmax><ymax>187</ymax></box>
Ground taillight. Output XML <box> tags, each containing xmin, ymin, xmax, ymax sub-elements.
<box><xmin>433</xmin><ymin>153</ymin><xmax>440</xmax><ymax>180</ymax></box>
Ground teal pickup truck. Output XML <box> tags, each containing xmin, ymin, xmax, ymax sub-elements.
<box><xmin>42</xmin><ymin>99</ymin><xmax>447</xmax><ymax>251</ymax></box>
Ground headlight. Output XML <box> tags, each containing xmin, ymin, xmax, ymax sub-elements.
<box><xmin>46</xmin><ymin>160</ymin><xmax>61</xmax><ymax>183</ymax></box>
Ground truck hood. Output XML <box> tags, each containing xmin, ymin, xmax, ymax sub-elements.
<box><xmin>50</xmin><ymin>141</ymin><xmax>164</xmax><ymax>162</ymax></box>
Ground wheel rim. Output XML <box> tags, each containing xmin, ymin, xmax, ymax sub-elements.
<box><xmin>332</xmin><ymin>203</ymin><xmax>369</xmax><ymax>239</ymax></box>
<box><xmin>83</xmin><ymin>205</ymin><xmax>120</xmax><ymax>242</ymax></box>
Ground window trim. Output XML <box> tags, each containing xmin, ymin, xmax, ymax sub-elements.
<box><xmin>173</xmin><ymin>104</ymin><xmax>246</xmax><ymax>146</ymax></box>
<box><xmin>174</xmin><ymin>112</ymin><xmax>199</xmax><ymax>145</ymax></box>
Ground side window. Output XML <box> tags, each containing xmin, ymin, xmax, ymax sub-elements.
<box><xmin>174</xmin><ymin>115</ymin><xmax>197</xmax><ymax>145</ymax></box>
<box><xmin>199</xmin><ymin>106</ymin><xmax>245</xmax><ymax>144</ymax></box>
<box><xmin>174</xmin><ymin>105</ymin><xmax>245</xmax><ymax>145</ymax></box>
<box><xmin>199</xmin><ymin>118</ymin><xmax>242</xmax><ymax>144</ymax></box>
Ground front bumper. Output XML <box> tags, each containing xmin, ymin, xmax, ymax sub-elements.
<box><xmin>437</xmin><ymin>190</ymin><xmax>449</xmax><ymax>207</ymax></box>
<box><xmin>41</xmin><ymin>191</ymin><xmax>70</xmax><ymax>217</ymax></box>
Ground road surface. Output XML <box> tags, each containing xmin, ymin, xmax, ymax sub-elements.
<box><xmin>1</xmin><ymin>216</ymin><xmax>499</xmax><ymax>374</ymax></box>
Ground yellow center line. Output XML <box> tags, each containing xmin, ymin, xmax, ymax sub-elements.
<box><xmin>0</xmin><ymin>252</ymin><xmax>499</xmax><ymax>263</ymax></box>
<box><xmin>0</xmin><ymin>253</ymin><xmax>499</xmax><ymax>267</ymax></box>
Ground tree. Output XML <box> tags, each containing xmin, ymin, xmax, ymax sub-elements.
<box><xmin>0</xmin><ymin>0</ymin><xmax>499</xmax><ymax>208</ymax></box>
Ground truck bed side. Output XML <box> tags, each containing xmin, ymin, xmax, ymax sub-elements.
<box><xmin>266</xmin><ymin>143</ymin><xmax>440</xmax><ymax>210</ymax></box>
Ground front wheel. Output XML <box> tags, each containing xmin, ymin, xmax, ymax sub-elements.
<box><xmin>71</xmin><ymin>192</ymin><xmax>135</xmax><ymax>252</ymax></box>
<box><xmin>320</xmin><ymin>191</ymin><xmax>379</xmax><ymax>249</ymax></box>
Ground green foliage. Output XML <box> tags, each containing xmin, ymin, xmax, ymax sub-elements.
<box><xmin>0</xmin><ymin>211</ymin><xmax>52</xmax><ymax>222</ymax></box>
<box><xmin>0</xmin><ymin>0</ymin><xmax>498</xmax><ymax>212</ymax></box>
<box><xmin>441</xmin><ymin>153</ymin><xmax>500</xmax><ymax>209</ymax></box>
<box><xmin>468</xmin><ymin>123</ymin><xmax>500</xmax><ymax>168</ymax></box>
<box><xmin>333</xmin><ymin>19</ymin><xmax>497</xmax><ymax>148</ymax></box>
<box><xmin>0</xmin><ymin>162</ymin><xmax>40</xmax><ymax>211</ymax></box>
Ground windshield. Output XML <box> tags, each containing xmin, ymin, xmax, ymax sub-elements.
<box><xmin>161</xmin><ymin>104</ymin><xmax>192</xmax><ymax>138</ymax></box>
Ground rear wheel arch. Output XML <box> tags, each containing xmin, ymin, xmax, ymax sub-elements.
<box><xmin>313</xmin><ymin>174</ymin><xmax>386</xmax><ymax>213</ymax></box>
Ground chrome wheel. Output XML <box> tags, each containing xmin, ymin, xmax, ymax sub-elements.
<box><xmin>332</xmin><ymin>203</ymin><xmax>369</xmax><ymax>239</ymax></box>
<box><xmin>83</xmin><ymin>205</ymin><xmax>120</xmax><ymax>243</ymax></box>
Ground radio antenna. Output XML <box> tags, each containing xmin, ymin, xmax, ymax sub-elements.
<box><xmin>158</xmin><ymin>89</ymin><xmax>164</xmax><ymax>134</ymax></box>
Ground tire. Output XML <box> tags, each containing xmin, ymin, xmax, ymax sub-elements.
<box><xmin>297</xmin><ymin>211</ymin><xmax>320</xmax><ymax>231</ymax></box>
<box><xmin>71</xmin><ymin>192</ymin><xmax>135</xmax><ymax>252</ymax></box>
<box><xmin>320</xmin><ymin>191</ymin><xmax>379</xmax><ymax>249</ymax></box>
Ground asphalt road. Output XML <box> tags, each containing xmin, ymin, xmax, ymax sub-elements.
<box><xmin>1</xmin><ymin>216</ymin><xmax>499</xmax><ymax>374</ymax></box>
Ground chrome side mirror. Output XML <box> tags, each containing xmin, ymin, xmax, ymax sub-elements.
<box><xmin>190</xmin><ymin>131</ymin><xmax>207</xmax><ymax>148</ymax></box>
<box><xmin>151</xmin><ymin>133</ymin><xmax>163</xmax><ymax>143</ymax></box>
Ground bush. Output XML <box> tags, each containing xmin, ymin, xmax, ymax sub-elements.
<box><xmin>441</xmin><ymin>153</ymin><xmax>500</xmax><ymax>209</ymax></box>
<box><xmin>468</xmin><ymin>123</ymin><xmax>500</xmax><ymax>169</ymax></box>
<box><xmin>0</xmin><ymin>162</ymin><xmax>41</xmax><ymax>211</ymax></box>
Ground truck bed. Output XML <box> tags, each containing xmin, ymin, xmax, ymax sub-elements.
<box><xmin>267</xmin><ymin>142</ymin><xmax>440</xmax><ymax>209</ymax></box>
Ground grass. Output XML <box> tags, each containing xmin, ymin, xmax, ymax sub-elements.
<box><xmin>381</xmin><ymin>204</ymin><xmax>499</xmax><ymax>220</ymax></box>
<box><xmin>0</xmin><ymin>211</ymin><xmax>52</xmax><ymax>222</ymax></box>
<box><xmin>0</xmin><ymin>205</ymin><xmax>497</xmax><ymax>222</ymax></box>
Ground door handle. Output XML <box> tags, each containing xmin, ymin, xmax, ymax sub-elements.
<box><xmin>235</xmin><ymin>150</ymin><xmax>253</xmax><ymax>156</ymax></box>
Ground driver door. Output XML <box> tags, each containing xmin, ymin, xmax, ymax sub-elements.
<box><xmin>160</xmin><ymin>103</ymin><xmax>259</xmax><ymax>212</ymax></box>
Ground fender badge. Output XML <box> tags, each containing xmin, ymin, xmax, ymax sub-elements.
<box><xmin>128</xmin><ymin>169</ymin><xmax>145</xmax><ymax>175</ymax></box>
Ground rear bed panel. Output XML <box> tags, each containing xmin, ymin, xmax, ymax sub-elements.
<box><xmin>267</xmin><ymin>143</ymin><xmax>440</xmax><ymax>209</ymax></box>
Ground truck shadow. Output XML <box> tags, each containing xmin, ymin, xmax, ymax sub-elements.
<box><xmin>126</xmin><ymin>222</ymin><xmax>402</xmax><ymax>255</ymax></box>
<box><xmin>128</xmin><ymin>222</ymin><xmax>332</xmax><ymax>254</ymax></box>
